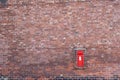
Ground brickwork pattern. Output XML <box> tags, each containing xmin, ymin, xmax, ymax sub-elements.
<box><xmin>0</xmin><ymin>0</ymin><xmax>120</xmax><ymax>79</ymax></box>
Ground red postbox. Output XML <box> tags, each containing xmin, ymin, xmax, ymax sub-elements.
<box><xmin>76</xmin><ymin>50</ymin><xmax>84</xmax><ymax>67</ymax></box>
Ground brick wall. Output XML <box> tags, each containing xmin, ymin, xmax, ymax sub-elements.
<box><xmin>0</xmin><ymin>0</ymin><xmax>120</xmax><ymax>79</ymax></box>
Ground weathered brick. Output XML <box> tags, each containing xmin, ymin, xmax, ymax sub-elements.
<box><xmin>0</xmin><ymin>0</ymin><xmax>120</xmax><ymax>79</ymax></box>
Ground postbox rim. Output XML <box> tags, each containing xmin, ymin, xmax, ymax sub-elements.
<box><xmin>77</xmin><ymin>50</ymin><xmax>84</xmax><ymax>55</ymax></box>
<box><xmin>74</xmin><ymin>48</ymin><xmax>86</xmax><ymax>54</ymax></box>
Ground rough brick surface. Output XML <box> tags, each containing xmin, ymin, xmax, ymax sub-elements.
<box><xmin>0</xmin><ymin>0</ymin><xmax>120</xmax><ymax>79</ymax></box>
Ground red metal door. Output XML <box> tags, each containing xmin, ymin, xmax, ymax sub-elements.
<box><xmin>77</xmin><ymin>50</ymin><xmax>84</xmax><ymax>67</ymax></box>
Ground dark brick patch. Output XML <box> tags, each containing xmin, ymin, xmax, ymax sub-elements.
<box><xmin>0</xmin><ymin>0</ymin><xmax>8</xmax><ymax>7</ymax></box>
<box><xmin>0</xmin><ymin>75</ymin><xmax>120</xmax><ymax>80</ymax></box>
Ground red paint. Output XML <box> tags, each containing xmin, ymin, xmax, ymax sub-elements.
<box><xmin>76</xmin><ymin>50</ymin><xmax>84</xmax><ymax>67</ymax></box>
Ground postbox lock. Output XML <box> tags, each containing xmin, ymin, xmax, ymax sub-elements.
<box><xmin>73</xmin><ymin>48</ymin><xmax>86</xmax><ymax>69</ymax></box>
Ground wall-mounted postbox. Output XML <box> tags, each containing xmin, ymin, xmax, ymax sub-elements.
<box><xmin>77</xmin><ymin>50</ymin><xmax>84</xmax><ymax>67</ymax></box>
<box><xmin>73</xmin><ymin>48</ymin><xmax>86</xmax><ymax>69</ymax></box>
